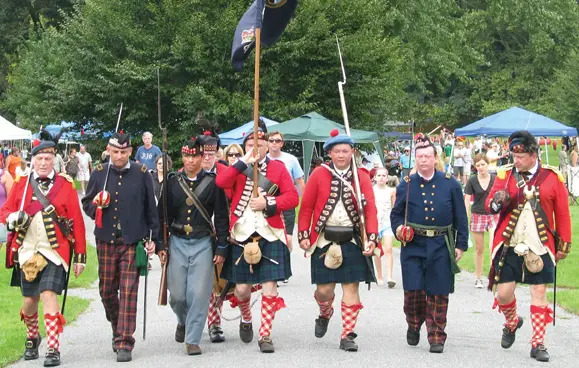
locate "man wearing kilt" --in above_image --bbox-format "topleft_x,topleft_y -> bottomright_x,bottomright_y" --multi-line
215,122 -> 299,353
0,131 -> 87,367
486,130 -> 571,362
157,135 -> 229,355
297,130 -> 378,352
82,132 -> 158,362
390,135 -> 468,354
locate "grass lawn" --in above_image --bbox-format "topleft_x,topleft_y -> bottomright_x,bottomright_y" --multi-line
0,244 -> 97,367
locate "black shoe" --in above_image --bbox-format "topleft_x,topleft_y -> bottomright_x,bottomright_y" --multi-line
315,317 -> 330,338
24,335 -> 42,360
406,328 -> 420,346
43,348 -> 61,367
339,332 -> 358,352
116,349 -> 132,362
175,324 -> 185,343
501,317 -> 523,349
258,336 -> 275,353
239,321 -> 253,343
429,343 -> 444,354
209,324 -> 225,343
530,344 -> 550,362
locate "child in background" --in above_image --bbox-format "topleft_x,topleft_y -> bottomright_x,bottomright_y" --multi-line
373,168 -> 397,288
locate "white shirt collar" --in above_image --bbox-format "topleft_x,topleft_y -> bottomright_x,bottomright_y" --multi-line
517,160 -> 539,175
418,171 -> 435,181
335,165 -> 351,176
33,170 -> 55,180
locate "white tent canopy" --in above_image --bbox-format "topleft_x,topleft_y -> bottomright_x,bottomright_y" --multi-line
0,115 -> 32,140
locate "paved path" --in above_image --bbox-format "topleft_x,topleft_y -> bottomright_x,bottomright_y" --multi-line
10,197 -> 579,367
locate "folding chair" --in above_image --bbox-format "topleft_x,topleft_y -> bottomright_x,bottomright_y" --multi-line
567,166 -> 579,205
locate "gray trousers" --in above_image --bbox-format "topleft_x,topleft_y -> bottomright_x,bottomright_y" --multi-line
167,235 -> 214,345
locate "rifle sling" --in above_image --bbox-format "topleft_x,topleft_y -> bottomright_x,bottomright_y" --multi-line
242,164 -> 278,195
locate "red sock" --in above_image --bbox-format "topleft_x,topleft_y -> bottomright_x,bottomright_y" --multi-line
44,313 -> 66,351
20,310 -> 39,339
496,298 -> 519,331
315,292 -> 334,319
207,293 -> 222,328
259,295 -> 286,338
530,305 -> 553,348
341,302 -> 363,339
237,296 -> 252,323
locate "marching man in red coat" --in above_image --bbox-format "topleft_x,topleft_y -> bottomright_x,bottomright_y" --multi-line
486,130 -> 571,362
215,121 -> 299,353
298,129 -> 378,352
0,131 -> 86,367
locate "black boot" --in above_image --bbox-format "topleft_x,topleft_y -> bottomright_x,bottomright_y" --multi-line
24,335 -> 42,360
116,349 -> 132,362
530,344 -> 550,362
239,321 -> 253,343
429,343 -> 444,353
501,317 -> 523,349
315,317 -> 330,338
43,348 -> 61,367
339,332 -> 358,352
406,328 -> 420,346
208,324 -> 225,343
175,324 -> 185,343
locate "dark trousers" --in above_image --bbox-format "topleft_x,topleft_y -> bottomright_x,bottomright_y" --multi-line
404,290 -> 449,345
96,241 -> 139,351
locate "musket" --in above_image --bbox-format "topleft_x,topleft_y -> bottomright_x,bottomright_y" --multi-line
102,104 -> 123,191
157,68 -> 170,306
335,36 -> 368,250
402,120 -> 415,246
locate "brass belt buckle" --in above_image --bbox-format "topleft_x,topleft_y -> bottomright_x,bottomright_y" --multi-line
183,224 -> 193,235
45,205 -> 55,215
426,229 -> 435,237
516,179 -> 526,188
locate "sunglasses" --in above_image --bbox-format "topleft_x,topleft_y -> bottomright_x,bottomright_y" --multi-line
268,139 -> 283,144
227,153 -> 242,158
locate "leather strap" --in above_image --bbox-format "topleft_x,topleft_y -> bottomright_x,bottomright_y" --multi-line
242,164 -> 278,195
176,175 -> 216,236
29,178 -> 70,238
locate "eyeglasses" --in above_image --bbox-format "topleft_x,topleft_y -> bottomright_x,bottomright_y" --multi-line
227,153 -> 242,158
268,139 -> 283,144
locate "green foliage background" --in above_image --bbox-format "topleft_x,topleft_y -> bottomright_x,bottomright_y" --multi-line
0,0 -> 577,150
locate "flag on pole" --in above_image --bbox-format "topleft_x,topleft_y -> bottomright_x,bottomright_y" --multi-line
231,0 -> 298,71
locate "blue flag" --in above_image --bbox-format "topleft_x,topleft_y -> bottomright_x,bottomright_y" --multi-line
231,0 -> 298,71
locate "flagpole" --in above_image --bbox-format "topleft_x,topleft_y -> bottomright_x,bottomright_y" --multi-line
252,3 -> 263,197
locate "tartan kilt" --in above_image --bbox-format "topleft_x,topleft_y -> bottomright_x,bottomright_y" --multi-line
494,246 -> 554,285
221,238 -> 291,284
311,241 -> 374,285
21,257 -> 66,297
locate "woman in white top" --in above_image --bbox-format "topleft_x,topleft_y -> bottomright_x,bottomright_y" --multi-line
372,168 -> 397,287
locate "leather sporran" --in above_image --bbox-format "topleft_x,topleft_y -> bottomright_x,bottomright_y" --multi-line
243,241 -> 262,265
324,243 -> 343,269
524,251 -> 544,273
324,226 -> 353,244
21,253 -> 48,282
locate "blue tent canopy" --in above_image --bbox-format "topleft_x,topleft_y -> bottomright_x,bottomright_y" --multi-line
454,107 -> 577,137
32,122 -> 81,143
219,117 -> 278,146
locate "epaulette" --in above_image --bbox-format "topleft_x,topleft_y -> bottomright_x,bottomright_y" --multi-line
96,164 -> 104,171
445,171 -> 452,179
542,164 -> 565,183
58,173 -> 74,183
403,175 -> 410,183
167,172 -> 178,179
141,164 -> 148,173
497,164 -> 514,180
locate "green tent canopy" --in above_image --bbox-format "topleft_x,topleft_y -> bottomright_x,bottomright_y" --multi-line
273,112 -> 383,181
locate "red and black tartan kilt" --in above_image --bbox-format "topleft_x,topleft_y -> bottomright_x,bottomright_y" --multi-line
221,238 -> 291,284
311,241 -> 374,285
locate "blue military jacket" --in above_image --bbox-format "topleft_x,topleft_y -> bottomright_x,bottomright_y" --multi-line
390,171 -> 468,294
82,160 -> 159,244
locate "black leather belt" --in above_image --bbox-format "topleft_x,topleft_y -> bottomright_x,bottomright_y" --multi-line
413,228 -> 449,237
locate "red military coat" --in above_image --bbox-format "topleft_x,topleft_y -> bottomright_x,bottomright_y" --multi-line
485,164 -> 571,260
0,173 -> 87,266
298,164 -> 378,246
215,158 -> 299,232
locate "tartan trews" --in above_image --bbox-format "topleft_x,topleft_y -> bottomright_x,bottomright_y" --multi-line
96,241 -> 140,352
425,295 -> 449,345
403,290 -> 426,331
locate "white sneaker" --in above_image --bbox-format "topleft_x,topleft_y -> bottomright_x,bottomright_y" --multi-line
474,279 -> 484,289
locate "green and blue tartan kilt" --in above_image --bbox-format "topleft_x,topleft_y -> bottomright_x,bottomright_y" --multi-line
21,257 -> 66,297
311,241 -> 374,285
222,238 -> 291,284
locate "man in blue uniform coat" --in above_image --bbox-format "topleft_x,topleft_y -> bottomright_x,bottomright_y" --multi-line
390,135 -> 468,354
